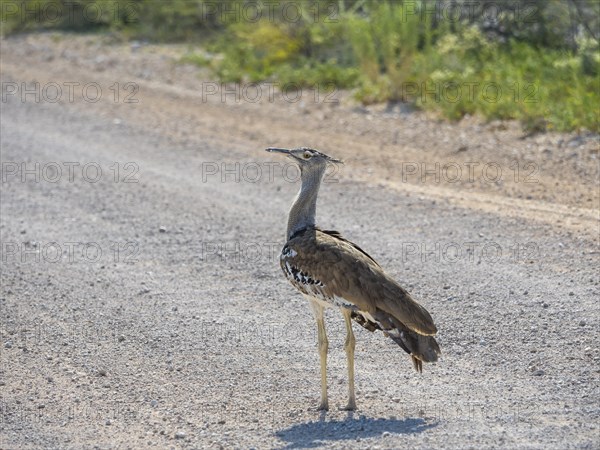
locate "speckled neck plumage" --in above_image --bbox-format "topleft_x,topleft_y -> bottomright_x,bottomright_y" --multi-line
286,165 -> 326,241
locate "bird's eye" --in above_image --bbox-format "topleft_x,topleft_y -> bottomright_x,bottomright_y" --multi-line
303,151 -> 312,159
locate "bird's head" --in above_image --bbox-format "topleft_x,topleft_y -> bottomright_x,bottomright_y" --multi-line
266,147 -> 342,177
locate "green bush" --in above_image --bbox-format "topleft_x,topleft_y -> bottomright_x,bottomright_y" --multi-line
0,0 -> 137,34
184,0 -> 600,131
3,0 -> 598,131
408,28 -> 600,131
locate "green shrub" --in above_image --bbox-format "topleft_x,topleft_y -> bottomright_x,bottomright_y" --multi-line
3,0 -> 598,131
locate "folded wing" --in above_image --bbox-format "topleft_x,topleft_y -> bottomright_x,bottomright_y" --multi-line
282,228 -> 438,336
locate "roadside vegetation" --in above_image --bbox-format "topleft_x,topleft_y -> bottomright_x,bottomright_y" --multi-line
3,0 -> 598,132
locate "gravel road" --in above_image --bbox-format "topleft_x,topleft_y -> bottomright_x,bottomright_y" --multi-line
1,33 -> 599,449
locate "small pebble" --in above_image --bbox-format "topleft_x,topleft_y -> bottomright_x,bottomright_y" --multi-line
175,431 -> 186,439
159,226 -> 167,233
533,369 -> 545,376
4,341 -> 12,349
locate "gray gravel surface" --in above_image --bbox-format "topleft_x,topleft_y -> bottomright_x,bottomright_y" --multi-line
1,33 -> 599,449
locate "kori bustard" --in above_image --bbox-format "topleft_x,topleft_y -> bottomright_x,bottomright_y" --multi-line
267,147 -> 440,411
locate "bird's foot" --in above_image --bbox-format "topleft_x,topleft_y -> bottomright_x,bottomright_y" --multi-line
316,400 -> 329,411
340,400 -> 357,411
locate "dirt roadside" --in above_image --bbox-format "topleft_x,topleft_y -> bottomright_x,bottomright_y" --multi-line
1,33 -> 599,449
3,33 -> 598,238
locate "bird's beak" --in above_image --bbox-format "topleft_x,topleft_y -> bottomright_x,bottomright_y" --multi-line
266,147 -> 292,155
266,147 -> 344,164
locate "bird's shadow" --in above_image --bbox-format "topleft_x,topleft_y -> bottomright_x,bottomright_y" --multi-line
275,412 -> 437,449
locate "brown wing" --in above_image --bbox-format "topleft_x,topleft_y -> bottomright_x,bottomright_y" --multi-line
284,228 -> 437,336
320,229 -> 381,267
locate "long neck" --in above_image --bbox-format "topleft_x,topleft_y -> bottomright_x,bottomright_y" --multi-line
286,167 -> 325,240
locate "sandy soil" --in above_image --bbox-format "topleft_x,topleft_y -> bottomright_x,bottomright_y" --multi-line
1,32 -> 599,449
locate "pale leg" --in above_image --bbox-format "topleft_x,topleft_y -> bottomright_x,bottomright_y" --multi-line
310,299 -> 329,410
341,308 -> 357,410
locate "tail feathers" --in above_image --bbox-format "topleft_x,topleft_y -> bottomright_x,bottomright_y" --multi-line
388,330 -> 440,373
350,310 -> 440,373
